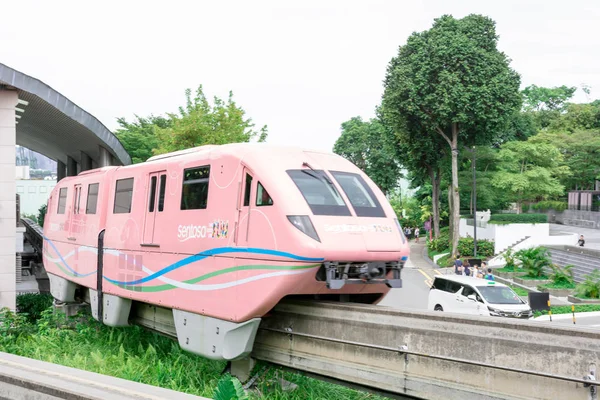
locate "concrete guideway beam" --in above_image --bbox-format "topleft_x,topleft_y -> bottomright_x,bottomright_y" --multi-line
252,300 -> 600,400
0,350 -> 210,399
0,89 -> 17,311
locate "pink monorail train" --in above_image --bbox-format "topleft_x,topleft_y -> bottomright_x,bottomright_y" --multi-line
42,143 -> 409,361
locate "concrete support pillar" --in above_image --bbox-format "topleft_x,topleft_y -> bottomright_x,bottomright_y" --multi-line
0,89 -> 17,311
57,160 -> 66,182
80,151 -> 92,172
596,180 -> 600,191
99,146 -> 111,167
66,156 -> 77,177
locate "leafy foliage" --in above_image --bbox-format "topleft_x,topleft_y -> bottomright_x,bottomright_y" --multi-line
489,213 -> 548,224
382,14 -> 522,257
37,203 -> 47,228
548,264 -> 575,286
501,248 -> 517,269
529,201 -> 567,212
514,247 -> 551,278
114,115 -> 172,163
575,270 -> 600,299
16,293 -> 54,323
456,237 -> 495,258
213,375 -> 248,400
522,84 -> 577,112
491,139 -> 570,212
153,86 -> 267,156
333,116 -> 401,195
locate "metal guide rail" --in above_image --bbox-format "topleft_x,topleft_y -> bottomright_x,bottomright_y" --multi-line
0,350 -> 209,400
21,217 -> 44,255
251,300 -> 600,400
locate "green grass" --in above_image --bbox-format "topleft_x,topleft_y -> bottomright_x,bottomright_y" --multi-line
538,281 -> 576,290
436,254 -> 453,268
533,304 -> 600,317
508,285 -> 529,296
0,305 -> 384,400
495,266 -> 520,273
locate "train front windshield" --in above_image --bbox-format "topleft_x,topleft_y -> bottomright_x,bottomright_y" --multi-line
286,169 -> 386,218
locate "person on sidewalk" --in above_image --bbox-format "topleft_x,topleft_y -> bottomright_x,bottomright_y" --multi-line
454,256 -> 463,275
485,268 -> 495,281
414,227 -> 420,243
578,235 -> 585,247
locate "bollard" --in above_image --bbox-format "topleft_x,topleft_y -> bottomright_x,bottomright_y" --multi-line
548,300 -> 552,322
572,304 -> 576,325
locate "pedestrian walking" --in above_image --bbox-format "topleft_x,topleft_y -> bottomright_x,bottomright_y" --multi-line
485,268 -> 495,281
454,255 -> 463,275
415,227 -> 420,243
578,235 -> 585,247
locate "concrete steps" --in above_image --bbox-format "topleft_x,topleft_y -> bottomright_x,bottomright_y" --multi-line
548,247 -> 600,283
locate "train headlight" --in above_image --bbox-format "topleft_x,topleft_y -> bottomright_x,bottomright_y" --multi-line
287,215 -> 321,242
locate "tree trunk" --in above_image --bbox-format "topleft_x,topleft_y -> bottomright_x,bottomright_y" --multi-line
428,166 -> 441,239
450,123 -> 460,258
448,184 -> 453,246
432,168 -> 441,239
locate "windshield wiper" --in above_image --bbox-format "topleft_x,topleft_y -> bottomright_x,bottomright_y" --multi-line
302,162 -> 334,185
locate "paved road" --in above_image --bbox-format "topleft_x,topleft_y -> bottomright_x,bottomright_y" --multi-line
535,311 -> 600,330
550,223 -> 600,250
379,241 -> 442,311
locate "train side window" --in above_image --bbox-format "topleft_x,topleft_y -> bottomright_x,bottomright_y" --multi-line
243,174 -> 253,207
181,166 -> 210,210
86,183 -> 99,214
113,178 -> 134,214
158,174 -> 166,212
256,182 -> 273,206
57,188 -> 68,214
148,176 -> 157,212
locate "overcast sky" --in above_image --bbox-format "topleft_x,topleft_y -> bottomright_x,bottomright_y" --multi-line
2,0 -> 599,153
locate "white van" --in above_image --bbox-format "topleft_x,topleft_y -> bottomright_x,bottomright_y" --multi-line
428,275 -> 532,319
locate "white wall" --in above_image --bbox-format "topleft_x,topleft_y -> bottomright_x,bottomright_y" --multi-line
16,179 -> 56,216
487,233 -> 579,267
459,219 -> 550,254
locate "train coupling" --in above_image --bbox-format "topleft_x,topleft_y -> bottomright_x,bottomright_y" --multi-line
321,257 -> 406,290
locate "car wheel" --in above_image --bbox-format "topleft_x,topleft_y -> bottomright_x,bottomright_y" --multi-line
434,305 -> 443,312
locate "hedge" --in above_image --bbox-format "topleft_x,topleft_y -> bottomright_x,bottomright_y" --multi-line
489,213 -> 547,224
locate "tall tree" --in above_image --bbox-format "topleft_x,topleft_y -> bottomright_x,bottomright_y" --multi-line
382,14 -> 522,257
333,115 -> 401,195
491,139 -> 571,212
522,85 -> 577,112
153,85 -> 267,156
114,115 -> 172,163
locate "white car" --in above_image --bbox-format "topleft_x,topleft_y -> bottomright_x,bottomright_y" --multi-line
428,275 -> 533,319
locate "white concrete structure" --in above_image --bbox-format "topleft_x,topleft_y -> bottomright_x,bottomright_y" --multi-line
0,90 -> 17,310
16,179 -> 56,216
459,218 -> 550,254
0,62 -> 132,310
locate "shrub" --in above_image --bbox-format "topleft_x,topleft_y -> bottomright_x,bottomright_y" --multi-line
515,247 -> 551,278
213,375 -> 248,400
530,201 -> 567,212
38,203 -> 47,228
575,270 -> 600,299
427,231 -> 450,253
21,213 -> 38,223
16,293 -> 54,323
489,213 -> 548,224
456,237 -> 494,258
549,264 -> 574,286
502,248 -> 517,270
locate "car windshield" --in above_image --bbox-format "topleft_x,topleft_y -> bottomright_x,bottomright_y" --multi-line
287,169 -> 351,216
476,286 -> 523,305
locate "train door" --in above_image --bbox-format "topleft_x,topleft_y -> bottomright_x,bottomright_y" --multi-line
235,168 -> 254,246
142,171 -> 166,245
68,184 -> 82,241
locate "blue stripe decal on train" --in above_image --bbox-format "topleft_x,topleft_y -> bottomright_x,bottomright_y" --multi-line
43,236 -> 324,285
105,247 -> 324,286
